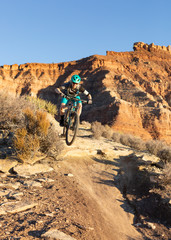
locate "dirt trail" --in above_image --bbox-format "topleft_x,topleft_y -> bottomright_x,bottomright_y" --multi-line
56,124 -> 143,240
0,122 -> 153,239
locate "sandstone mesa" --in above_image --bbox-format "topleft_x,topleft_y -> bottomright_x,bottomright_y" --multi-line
0,42 -> 171,144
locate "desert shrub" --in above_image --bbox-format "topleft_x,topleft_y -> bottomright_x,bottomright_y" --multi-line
127,135 -> 146,151
162,163 -> 171,184
102,125 -> 113,139
36,111 -> 50,136
23,108 -> 50,136
145,140 -> 171,163
112,132 -> 121,142
159,162 -> 171,187
117,134 -> 171,161
0,91 -> 34,130
119,134 -> 130,146
39,125 -> 63,156
157,146 -> 171,163
145,140 -> 165,156
112,132 -> 146,150
13,108 -> 61,161
91,121 -> 105,139
0,92 -> 62,162
91,120 -> 171,162
26,96 -> 57,116
23,108 -> 38,134
91,121 -> 114,139
14,128 -> 40,161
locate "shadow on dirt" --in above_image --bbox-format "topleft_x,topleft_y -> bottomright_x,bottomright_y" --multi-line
0,130 -> 16,160
28,230 -> 45,238
92,153 -> 171,239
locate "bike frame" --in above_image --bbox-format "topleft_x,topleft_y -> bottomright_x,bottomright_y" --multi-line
62,96 -> 87,145
63,96 -> 87,125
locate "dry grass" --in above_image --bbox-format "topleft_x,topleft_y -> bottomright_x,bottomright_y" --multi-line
91,121 -> 171,163
146,140 -> 171,163
23,108 -> 50,136
145,140 -> 165,156
91,121 -> 113,140
161,163 -> 171,185
121,134 -> 146,151
26,96 -> 57,116
112,132 -> 121,143
14,128 -> 40,161
102,125 -> 113,139
91,121 -> 104,139
13,107 -> 62,162
0,91 -> 33,130
39,124 -> 62,156
157,147 -> 171,163
0,91 -> 62,162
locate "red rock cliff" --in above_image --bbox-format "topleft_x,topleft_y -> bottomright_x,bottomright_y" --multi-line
0,42 -> 171,144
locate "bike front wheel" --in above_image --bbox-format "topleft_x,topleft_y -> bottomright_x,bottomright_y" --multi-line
66,112 -> 79,146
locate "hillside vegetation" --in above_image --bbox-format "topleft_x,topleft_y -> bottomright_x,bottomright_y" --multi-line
0,91 -> 62,162
0,92 -> 171,239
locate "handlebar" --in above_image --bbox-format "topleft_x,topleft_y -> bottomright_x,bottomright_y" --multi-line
61,94 -> 89,104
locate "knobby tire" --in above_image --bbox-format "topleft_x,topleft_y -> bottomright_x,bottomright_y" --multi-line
66,112 -> 79,146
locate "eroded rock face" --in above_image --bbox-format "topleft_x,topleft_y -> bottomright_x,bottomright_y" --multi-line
133,42 -> 171,53
0,43 -> 171,144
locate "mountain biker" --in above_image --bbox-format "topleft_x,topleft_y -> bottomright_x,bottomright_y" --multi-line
55,74 -> 92,126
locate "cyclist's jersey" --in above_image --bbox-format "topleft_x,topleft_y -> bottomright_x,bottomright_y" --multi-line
59,82 -> 89,98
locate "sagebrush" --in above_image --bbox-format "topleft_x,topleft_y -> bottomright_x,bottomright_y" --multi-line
13,108 -> 62,161
0,92 -> 62,162
0,91 -> 34,130
91,121 -> 113,140
91,121 -> 171,163
26,96 -> 57,116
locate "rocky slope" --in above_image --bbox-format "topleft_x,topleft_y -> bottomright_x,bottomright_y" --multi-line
0,42 -> 171,144
0,122 -> 170,240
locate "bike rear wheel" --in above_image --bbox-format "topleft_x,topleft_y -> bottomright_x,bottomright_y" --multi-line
66,112 -> 79,146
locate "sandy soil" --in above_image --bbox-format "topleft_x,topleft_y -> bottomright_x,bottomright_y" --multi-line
0,123 -> 170,239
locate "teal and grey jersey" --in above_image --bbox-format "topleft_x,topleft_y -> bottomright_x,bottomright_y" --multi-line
59,82 -> 89,98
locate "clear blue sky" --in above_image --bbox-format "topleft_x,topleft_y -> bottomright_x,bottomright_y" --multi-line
0,0 -> 171,66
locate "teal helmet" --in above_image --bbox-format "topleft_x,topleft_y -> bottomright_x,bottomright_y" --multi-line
71,74 -> 81,84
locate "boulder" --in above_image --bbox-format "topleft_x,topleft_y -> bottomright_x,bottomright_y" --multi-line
0,182 -> 20,190
0,201 -> 37,215
0,158 -> 18,173
13,163 -> 54,177
42,229 -> 77,240
23,180 -> 43,188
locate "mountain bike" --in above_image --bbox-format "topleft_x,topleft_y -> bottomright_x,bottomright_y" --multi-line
62,95 -> 87,146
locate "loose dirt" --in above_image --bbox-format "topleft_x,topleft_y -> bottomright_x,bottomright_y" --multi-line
0,123 -> 170,239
